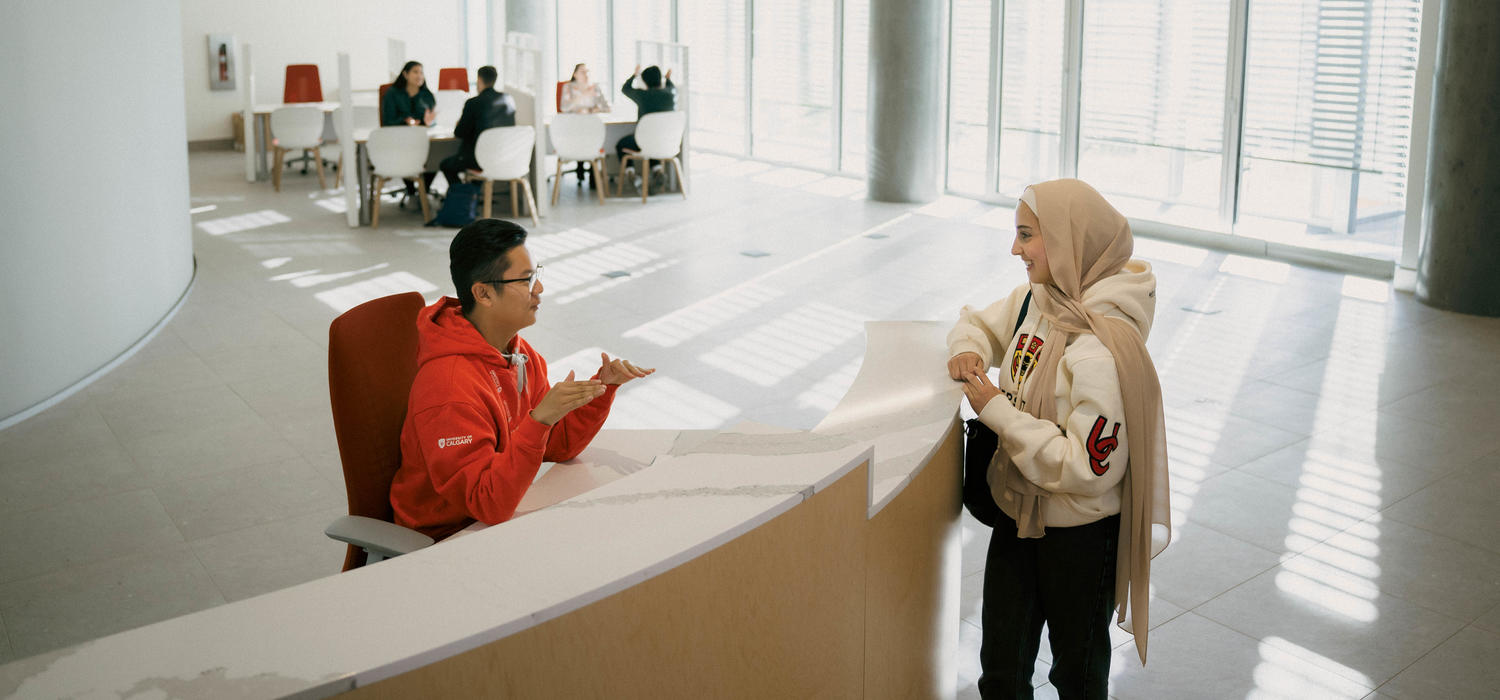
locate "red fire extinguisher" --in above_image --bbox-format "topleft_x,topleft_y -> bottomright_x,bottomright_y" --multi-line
218,44 -> 228,82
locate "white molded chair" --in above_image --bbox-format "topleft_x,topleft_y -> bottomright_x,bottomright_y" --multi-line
549,114 -> 607,206
270,105 -> 327,191
434,89 -> 468,133
366,126 -> 432,227
617,111 -> 687,203
331,105 -> 379,184
472,126 -> 539,226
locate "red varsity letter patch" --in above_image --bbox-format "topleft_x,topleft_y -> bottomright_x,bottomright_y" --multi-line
1087,416 -> 1120,476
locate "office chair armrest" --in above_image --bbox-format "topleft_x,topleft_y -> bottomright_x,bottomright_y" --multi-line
325,515 -> 435,559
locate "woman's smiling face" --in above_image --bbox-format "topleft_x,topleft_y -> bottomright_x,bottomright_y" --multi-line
1012,202 -> 1053,285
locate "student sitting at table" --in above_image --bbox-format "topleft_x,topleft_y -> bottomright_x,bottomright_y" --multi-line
616,64 -> 677,185
389,219 -> 655,540
561,62 -> 611,188
382,60 -> 438,203
439,65 -> 516,192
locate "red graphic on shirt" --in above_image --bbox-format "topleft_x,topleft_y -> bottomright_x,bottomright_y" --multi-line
1010,334 -> 1044,383
1087,416 -> 1120,476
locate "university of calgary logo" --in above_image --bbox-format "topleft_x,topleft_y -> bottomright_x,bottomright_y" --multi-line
1010,334 -> 1044,383
437,435 -> 474,449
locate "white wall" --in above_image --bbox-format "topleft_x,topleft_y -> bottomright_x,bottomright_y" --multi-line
180,0 -> 467,142
0,0 -> 195,422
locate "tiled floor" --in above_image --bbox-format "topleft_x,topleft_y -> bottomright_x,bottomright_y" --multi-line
2,150 -> 1499,698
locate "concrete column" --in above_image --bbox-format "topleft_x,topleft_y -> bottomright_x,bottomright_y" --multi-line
0,0 -> 194,426
1416,0 -> 1500,316
866,0 -> 947,203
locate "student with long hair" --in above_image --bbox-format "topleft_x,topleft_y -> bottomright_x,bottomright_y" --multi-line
381,60 -> 438,201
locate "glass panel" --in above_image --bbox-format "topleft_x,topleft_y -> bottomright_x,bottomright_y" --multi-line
996,0 -> 1065,196
612,0 -> 674,105
1077,0 -> 1228,230
465,0 -> 489,71
752,0 -> 836,169
947,0 -> 993,194
841,0 -> 870,174
557,0 -> 610,108
1237,0 -> 1421,260
680,0 -> 748,154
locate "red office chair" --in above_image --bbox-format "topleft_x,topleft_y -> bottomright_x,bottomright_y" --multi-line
556,81 -> 567,111
284,64 -> 323,103
437,67 -> 469,92
324,292 -> 434,571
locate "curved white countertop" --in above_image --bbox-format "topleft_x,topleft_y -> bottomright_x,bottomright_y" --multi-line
0,321 -> 962,699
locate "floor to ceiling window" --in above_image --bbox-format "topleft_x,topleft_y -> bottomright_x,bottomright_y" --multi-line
1237,0 -> 1421,256
1077,0 -> 1228,230
679,1 -> 748,154
943,0 -> 1422,262
752,0 -> 837,169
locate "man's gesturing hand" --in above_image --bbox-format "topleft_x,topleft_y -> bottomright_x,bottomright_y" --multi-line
598,352 -> 654,386
948,352 -> 984,381
530,371 -> 606,425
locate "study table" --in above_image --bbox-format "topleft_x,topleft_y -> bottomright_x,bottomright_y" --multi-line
0,321 -> 965,699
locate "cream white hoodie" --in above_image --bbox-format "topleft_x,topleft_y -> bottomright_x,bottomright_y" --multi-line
947,260 -> 1157,528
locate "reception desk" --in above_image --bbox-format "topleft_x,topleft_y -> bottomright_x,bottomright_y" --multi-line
0,322 -> 965,699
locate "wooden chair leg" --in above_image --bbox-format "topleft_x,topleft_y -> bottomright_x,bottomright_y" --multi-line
334,152 -> 343,186
273,147 -> 284,191
482,179 -> 493,219
509,182 -> 518,219
370,176 -> 383,228
415,176 -> 433,223
641,157 -> 650,204
313,147 -> 327,190
671,157 -> 687,198
518,178 -> 539,227
616,155 -> 631,198
552,159 -> 564,206
595,158 -> 607,204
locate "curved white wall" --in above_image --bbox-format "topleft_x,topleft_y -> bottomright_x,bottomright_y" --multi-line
0,0 -> 194,423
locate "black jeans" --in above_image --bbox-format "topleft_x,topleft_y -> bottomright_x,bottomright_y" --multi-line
979,512 -> 1119,700
438,154 -> 477,190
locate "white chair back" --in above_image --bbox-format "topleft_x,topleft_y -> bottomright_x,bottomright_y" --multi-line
474,126 -> 535,181
634,111 -> 686,159
332,105 -> 379,143
270,105 -> 324,149
366,126 -> 431,178
434,90 -> 467,131
549,114 -> 607,162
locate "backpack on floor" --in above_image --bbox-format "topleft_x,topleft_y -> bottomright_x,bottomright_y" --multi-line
427,182 -> 482,227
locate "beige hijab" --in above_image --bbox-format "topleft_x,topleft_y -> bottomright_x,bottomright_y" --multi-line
1006,179 -> 1171,665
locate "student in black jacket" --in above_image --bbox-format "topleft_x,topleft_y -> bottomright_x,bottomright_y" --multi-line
615,64 -> 676,160
439,65 -> 517,190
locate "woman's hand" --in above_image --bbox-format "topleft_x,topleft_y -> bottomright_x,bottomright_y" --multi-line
961,370 -> 1003,414
598,352 -> 655,386
948,352 -> 983,380
423,107 -> 436,126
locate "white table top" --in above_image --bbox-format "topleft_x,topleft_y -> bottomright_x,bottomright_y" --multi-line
0,321 -> 961,700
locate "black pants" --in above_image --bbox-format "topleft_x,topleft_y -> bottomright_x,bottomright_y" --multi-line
615,134 -> 663,174
438,154 -> 477,190
979,512 -> 1119,700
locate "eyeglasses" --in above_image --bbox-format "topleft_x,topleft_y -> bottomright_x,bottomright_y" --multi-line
481,264 -> 543,292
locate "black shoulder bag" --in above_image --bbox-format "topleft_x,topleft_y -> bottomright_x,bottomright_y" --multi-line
961,291 -> 1030,527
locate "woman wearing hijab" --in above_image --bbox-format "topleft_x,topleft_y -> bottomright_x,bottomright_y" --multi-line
946,179 -> 1170,698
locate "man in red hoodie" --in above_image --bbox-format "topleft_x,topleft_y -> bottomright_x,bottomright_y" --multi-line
390,219 -> 654,539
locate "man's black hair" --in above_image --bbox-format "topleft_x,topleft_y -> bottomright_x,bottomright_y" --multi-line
477,65 -> 497,88
450,219 -> 528,314
641,65 -> 662,88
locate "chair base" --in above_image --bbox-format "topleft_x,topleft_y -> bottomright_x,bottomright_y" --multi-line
615,153 -> 687,203
370,174 -> 432,228
553,156 -> 607,206
478,176 -> 540,227
273,146 -> 327,191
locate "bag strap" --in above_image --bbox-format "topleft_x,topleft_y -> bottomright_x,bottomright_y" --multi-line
1013,290 -> 1032,337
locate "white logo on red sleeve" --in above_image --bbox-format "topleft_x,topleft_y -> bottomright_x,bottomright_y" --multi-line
437,435 -> 474,449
